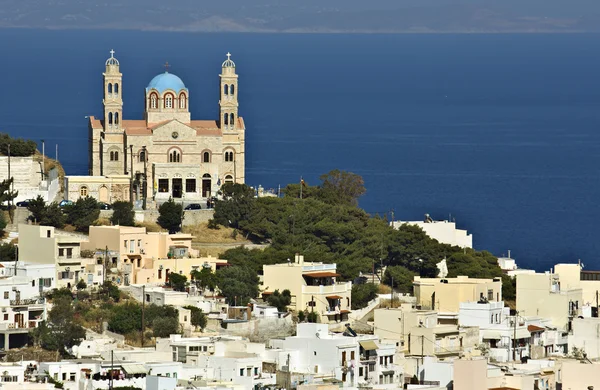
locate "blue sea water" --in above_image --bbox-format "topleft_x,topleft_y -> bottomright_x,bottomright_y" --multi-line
1,30 -> 600,272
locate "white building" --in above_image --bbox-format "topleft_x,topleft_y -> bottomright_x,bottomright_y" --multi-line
0,156 -> 61,204
391,216 -> 472,248
459,301 -> 531,362
568,317 -> 600,359
272,323 -> 402,388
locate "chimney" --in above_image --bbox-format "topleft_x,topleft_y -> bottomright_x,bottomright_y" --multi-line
295,253 -> 300,264
299,255 -> 304,265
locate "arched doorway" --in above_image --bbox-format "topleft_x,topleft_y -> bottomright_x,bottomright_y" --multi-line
99,186 -> 109,203
202,174 -> 211,197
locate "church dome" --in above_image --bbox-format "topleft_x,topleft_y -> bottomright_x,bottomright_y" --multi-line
146,72 -> 187,93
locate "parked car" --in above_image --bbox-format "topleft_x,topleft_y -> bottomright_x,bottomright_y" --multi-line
16,199 -> 34,207
98,202 -> 112,210
184,203 -> 202,210
59,200 -> 73,208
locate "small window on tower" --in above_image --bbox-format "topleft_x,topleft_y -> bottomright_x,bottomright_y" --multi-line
107,83 -> 113,94
223,114 -> 229,125
179,93 -> 186,109
165,94 -> 173,108
224,84 -> 229,95
80,186 -> 88,197
139,150 -> 146,162
150,94 -> 158,109
114,83 -> 119,94
114,112 -> 119,125
108,112 -> 113,125
203,151 -> 211,163
230,84 -> 235,95
230,113 -> 235,126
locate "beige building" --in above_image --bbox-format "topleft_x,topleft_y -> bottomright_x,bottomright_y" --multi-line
262,254 -> 351,323
558,360 -> 600,389
516,271 -> 582,331
66,50 -> 245,205
81,225 -> 226,286
413,275 -> 502,313
374,304 -> 437,344
18,224 -> 102,288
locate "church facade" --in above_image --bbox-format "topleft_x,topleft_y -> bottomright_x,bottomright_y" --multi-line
65,50 -> 245,206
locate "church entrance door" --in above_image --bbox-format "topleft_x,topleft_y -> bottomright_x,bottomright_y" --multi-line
202,175 -> 211,198
172,179 -> 182,198
99,186 -> 109,203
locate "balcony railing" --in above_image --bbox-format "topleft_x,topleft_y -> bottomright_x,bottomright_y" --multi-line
10,298 -> 43,306
302,282 -> 351,295
435,345 -> 461,354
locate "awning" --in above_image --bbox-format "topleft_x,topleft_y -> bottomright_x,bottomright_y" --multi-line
326,295 -> 342,300
515,328 -> 531,339
304,272 -> 340,278
359,340 -> 378,351
127,254 -> 142,258
482,330 -> 501,340
382,370 -> 395,375
121,364 -> 148,375
528,325 -> 545,333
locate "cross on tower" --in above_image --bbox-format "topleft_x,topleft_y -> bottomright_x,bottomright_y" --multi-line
226,52 -> 231,60
110,49 -> 115,58
164,62 -> 170,72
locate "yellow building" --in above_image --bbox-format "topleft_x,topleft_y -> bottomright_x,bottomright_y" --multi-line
413,275 -> 502,313
516,270 -> 583,331
81,225 -> 227,286
262,254 -> 351,323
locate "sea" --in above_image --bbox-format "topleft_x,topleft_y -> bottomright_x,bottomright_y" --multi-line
1,29 -> 600,272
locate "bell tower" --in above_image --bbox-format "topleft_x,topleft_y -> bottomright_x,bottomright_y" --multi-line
104,49 -> 123,132
219,52 -> 238,132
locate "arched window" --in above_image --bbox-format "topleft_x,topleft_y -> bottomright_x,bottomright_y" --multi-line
139,150 -> 146,162
203,151 -> 211,163
223,114 -> 229,126
80,186 -> 88,197
230,113 -> 235,126
114,83 -> 119,94
224,151 -> 234,162
225,175 -> 234,184
114,112 -> 119,125
224,84 -> 229,95
150,93 -> 158,109
109,151 -> 119,161
169,150 -> 181,163
230,84 -> 235,95
165,94 -> 173,109
107,83 -> 113,94
179,93 -> 186,109
108,112 -> 113,125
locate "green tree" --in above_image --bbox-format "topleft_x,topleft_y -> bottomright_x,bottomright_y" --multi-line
0,178 -> 18,214
157,198 -> 183,233
351,283 -> 378,310
65,196 -> 99,232
27,195 -> 46,223
183,306 -> 208,329
267,289 -> 292,312
190,267 -> 217,291
213,183 -> 256,229
152,317 -> 180,338
383,266 -> 416,294
40,202 -> 66,228
144,304 -> 179,325
111,201 -> 135,226
31,295 -> 85,353
0,242 -> 16,262
0,133 -> 37,157
168,273 -> 187,292
216,266 -> 259,306
100,281 -> 121,302
502,274 -> 516,302
0,211 -> 6,236
108,302 -> 142,334
318,169 -> 366,206
76,279 -> 87,290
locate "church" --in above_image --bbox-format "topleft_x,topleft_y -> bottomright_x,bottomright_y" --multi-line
65,50 -> 245,206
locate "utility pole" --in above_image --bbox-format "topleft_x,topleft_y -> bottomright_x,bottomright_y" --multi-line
129,145 -> 134,205
103,246 -> 108,285
391,276 -> 394,308
299,177 -> 303,200
372,259 -> 375,284
7,143 -> 12,215
142,145 -> 147,210
513,311 -> 518,362
56,144 -> 58,162
41,139 -> 45,180
110,350 -> 114,389
285,353 -> 291,390
141,284 -> 145,347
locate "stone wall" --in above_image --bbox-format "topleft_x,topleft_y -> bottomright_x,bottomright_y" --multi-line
99,209 -> 214,227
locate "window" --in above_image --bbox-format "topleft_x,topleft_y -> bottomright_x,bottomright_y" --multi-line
108,83 -> 113,94
179,93 -> 186,109
66,248 -> 73,259
80,186 -> 88,197
225,175 -> 234,184
165,94 -> 173,108
223,114 -> 229,126
114,112 -> 119,125
158,179 -> 169,192
59,248 -> 65,257
230,84 -> 235,95
146,294 -> 150,302
230,113 -> 235,126
110,151 -> 119,161
169,150 -> 181,163
2,314 -> 7,321
203,151 -> 211,163
488,289 -> 494,301
2,292 -> 7,299
158,269 -> 162,279
254,367 -> 258,376
239,369 -> 244,377
495,313 -> 499,323
124,240 -> 127,249
108,112 -> 113,125
47,230 -> 51,238
139,150 -> 146,162
41,278 -> 52,287
150,93 -> 158,109
224,84 -> 229,95
32,280 -> 35,287
186,179 -> 196,193
224,151 -> 234,162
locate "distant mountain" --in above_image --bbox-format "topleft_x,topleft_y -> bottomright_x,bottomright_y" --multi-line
1,0 -> 600,33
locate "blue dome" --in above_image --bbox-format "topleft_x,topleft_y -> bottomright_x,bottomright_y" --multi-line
146,72 -> 187,93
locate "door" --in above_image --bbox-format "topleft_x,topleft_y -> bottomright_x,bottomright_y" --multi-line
202,175 -> 212,197
172,179 -> 182,198
14,313 -> 24,328
99,186 -> 109,202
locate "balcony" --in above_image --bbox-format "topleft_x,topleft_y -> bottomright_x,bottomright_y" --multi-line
434,344 -> 461,355
0,320 -> 40,331
302,282 -> 351,295
10,298 -> 44,307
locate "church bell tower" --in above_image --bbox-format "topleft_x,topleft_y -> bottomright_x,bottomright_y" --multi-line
219,53 -> 238,132
104,50 -> 123,132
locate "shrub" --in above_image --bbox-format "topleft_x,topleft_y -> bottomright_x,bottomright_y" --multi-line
157,198 -> 183,233
111,201 -> 135,226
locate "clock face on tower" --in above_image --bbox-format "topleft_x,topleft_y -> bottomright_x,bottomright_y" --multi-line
172,131 -> 179,139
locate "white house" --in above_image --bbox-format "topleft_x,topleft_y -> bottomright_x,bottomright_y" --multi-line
391,216 -> 472,248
